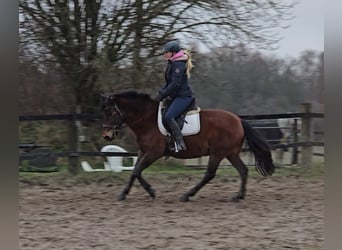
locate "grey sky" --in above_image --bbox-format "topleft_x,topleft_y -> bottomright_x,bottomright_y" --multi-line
271,0 -> 324,57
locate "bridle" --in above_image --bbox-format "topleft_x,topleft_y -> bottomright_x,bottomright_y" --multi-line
102,98 -> 149,136
102,104 -> 126,135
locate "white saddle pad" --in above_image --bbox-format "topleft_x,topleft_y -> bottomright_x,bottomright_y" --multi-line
157,103 -> 201,136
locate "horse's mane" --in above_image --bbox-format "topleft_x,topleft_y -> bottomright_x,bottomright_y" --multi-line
114,90 -> 153,101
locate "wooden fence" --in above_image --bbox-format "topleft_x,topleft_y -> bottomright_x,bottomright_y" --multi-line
19,103 -> 324,174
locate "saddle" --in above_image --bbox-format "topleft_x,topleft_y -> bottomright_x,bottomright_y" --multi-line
158,98 -> 201,155
161,98 -> 197,130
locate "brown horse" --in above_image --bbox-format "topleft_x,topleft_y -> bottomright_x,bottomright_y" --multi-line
101,91 -> 275,202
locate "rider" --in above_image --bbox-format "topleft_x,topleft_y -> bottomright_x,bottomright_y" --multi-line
154,40 -> 195,152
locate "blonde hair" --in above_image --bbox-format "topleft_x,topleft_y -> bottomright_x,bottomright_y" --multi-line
183,50 -> 193,78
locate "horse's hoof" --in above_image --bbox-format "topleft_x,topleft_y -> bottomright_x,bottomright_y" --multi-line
179,195 -> 190,202
117,194 -> 126,201
231,194 -> 244,202
231,196 -> 240,202
149,189 -> 156,199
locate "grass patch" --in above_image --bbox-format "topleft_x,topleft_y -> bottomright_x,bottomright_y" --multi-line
272,162 -> 324,177
19,161 -> 324,187
19,164 -> 129,186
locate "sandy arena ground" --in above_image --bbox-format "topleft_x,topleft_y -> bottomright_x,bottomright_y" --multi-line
19,172 -> 324,250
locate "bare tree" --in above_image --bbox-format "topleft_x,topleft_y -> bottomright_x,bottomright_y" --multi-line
19,0 -> 296,111
314,52 -> 324,104
19,59 -> 73,114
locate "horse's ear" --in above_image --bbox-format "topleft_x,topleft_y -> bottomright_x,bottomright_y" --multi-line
99,94 -> 110,108
100,94 -> 116,106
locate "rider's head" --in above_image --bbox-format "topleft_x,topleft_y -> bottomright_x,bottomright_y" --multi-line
163,40 -> 193,78
164,40 -> 181,53
163,40 -> 181,60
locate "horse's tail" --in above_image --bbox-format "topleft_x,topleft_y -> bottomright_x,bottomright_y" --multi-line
241,119 -> 276,176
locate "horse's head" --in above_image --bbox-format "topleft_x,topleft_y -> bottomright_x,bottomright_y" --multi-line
101,90 -> 158,141
101,94 -> 125,141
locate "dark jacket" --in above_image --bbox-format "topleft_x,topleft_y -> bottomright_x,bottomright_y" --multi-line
159,58 -> 194,100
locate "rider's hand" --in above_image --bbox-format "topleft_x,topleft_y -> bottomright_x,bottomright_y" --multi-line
154,93 -> 163,102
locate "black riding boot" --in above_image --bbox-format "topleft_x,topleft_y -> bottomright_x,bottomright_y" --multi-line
167,119 -> 187,152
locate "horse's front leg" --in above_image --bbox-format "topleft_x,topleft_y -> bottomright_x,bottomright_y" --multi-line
136,174 -> 155,199
118,152 -> 159,201
118,173 -> 136,201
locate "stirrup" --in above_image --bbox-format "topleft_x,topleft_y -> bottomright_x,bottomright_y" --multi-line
173,141 -> 186,153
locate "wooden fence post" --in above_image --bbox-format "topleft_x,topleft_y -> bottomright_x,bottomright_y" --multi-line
67,106 -> 81,175
301,103 -> 312,169
291,118 -> 299,164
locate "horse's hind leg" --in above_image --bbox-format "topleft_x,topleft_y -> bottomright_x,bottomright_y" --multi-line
227,155 -> 248,202
179,155 -> 222,202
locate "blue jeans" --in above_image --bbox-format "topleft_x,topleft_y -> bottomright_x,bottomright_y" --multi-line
162,96 -> 193,129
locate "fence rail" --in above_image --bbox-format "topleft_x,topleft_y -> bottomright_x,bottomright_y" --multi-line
19,103 -> 324,173
239,112 -> 324,120
20,151 -> 138,160
19,114 -> 101,121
